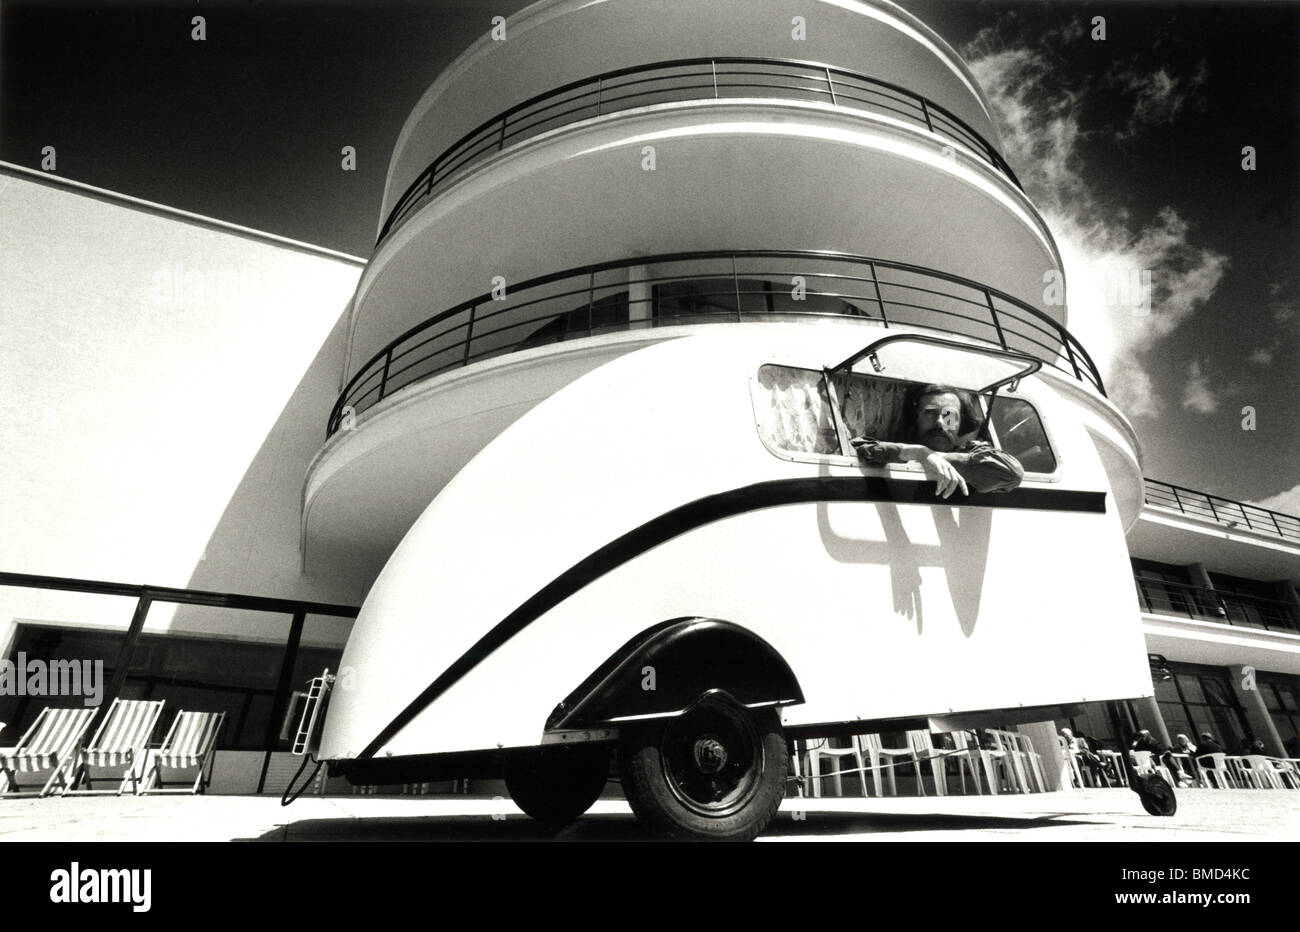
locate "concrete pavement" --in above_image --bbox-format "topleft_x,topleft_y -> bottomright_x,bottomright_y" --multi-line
0,787 -> 1294,841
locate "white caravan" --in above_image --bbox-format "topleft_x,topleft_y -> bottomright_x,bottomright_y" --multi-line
293,324 -> 1168,839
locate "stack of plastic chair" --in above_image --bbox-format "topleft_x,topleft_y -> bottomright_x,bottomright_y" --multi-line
1012,732 -> 1047,792
955,731 -> 1006,794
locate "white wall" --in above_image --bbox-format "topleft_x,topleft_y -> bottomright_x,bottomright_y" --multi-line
0,167 -> 365,650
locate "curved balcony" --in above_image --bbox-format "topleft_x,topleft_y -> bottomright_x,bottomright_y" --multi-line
377,57 -> 1020,248
1144,479 -> 1300,542
326,250 -> 1104,437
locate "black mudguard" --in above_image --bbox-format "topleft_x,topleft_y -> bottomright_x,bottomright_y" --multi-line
545,617 -> 804,731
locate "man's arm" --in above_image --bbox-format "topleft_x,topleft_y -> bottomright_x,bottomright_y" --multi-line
851,439 -> 1024,496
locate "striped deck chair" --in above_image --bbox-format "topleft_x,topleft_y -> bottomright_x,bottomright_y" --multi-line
0,706 -> 97,797
140,711 -> 226,795
65,699 -> 166,796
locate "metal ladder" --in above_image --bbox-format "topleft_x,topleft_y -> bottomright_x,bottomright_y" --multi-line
292,669 -> 334,756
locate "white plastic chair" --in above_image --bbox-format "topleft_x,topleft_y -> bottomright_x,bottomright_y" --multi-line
804,736 -> 873,797
1194,753 -> 1236,788
863,733 -> 924,796
1226,756 -> 1264,789
1243,755 -> 1286,789
1130,750 -> 1175,788
1275,759 -> 1300,790
937,732 -> 981,795
906,731 -> 945,796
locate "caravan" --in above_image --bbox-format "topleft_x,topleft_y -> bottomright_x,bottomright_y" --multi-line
294,324 -> 1168,839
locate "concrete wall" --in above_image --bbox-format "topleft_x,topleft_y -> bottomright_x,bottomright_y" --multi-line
0,166 -> 366,652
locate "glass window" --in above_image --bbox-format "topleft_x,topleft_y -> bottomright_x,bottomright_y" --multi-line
987,397 -> 1056,472
830,371 -> 912,442
756,365 -> 839,454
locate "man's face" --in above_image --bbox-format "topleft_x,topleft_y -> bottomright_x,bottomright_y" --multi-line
916,391 -> 962,451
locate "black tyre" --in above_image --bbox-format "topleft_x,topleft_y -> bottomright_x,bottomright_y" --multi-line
619,692 -> 787,841
1137,773 -> 1177,817
504,744 -> 612,824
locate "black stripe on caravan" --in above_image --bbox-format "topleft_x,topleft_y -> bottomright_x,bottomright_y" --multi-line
357,477 -> 1105,758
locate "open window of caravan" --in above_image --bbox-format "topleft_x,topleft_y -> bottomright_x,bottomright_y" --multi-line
753,334 -> 1058,475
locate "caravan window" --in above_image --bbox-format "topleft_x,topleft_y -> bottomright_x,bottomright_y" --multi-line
986,397 -> 1057,473
755,365 -> 839,454
756,365 -> 1057,473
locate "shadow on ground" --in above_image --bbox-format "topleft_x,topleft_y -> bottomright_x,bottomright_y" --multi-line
236,808 -> 1100,842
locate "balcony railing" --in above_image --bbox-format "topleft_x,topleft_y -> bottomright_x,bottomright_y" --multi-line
377,56 -> 1021,247
1144,478 -> 1300,542
327,250 -> 1103,436
1135,576 -> 1299,635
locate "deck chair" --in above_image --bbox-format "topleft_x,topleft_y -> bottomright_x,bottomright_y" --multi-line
0,706 -> 97,797
65,699 -> 166,796
139,711 -> 226,794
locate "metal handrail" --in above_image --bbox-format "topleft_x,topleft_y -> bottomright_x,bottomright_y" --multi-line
1134,575 -> 1299,635
376,56 -> 1021,246
1144,478 -> 1300,542
327,249 -> 1103,436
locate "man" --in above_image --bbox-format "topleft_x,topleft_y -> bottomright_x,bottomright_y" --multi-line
851,384 -> 1024,498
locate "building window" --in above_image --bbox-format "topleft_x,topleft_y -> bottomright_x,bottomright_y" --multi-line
1155,662 -> 1252,754
1259,673 -> 1300,756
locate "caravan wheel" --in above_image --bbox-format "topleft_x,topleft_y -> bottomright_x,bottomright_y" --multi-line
504,745 -> 611,824
619,695 -> 787,841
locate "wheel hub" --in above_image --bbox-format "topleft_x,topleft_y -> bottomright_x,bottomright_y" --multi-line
692,735 -> 728,774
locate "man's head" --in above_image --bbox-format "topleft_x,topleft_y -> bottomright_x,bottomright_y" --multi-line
910,384 -> 979,451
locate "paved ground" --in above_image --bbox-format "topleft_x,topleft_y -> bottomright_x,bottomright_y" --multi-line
0,788 -> 1295,841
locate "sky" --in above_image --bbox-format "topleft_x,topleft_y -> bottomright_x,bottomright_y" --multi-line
2,0 -> 1297,512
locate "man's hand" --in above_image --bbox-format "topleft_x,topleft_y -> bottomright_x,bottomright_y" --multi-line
919,451 -> 968,499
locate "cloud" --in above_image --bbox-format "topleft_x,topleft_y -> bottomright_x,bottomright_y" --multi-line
1180,360 -> 1217,413
1248,482 -> 1300,518
1109,61 -> 1208,140
964,33 -> 1227,419
1249,347 -> 1273,365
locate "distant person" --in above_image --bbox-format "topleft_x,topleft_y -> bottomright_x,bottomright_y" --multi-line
1197,732 -> 1225,768
1130,729 -> 1187,784
852,384 -> 1024,499
1173,734 -> 1197,755
1246,738 -> 1268,756
1061,727 -> 1109,786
